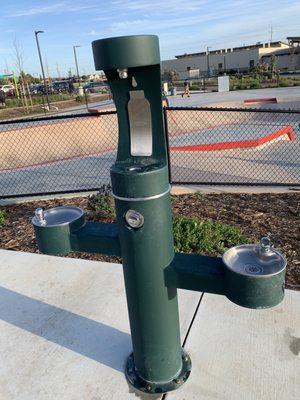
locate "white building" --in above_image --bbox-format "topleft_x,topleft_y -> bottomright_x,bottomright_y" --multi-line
162,41 -> 291,79
262,37 -> 300,72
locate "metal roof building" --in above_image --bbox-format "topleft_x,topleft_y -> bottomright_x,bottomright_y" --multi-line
161,41 -> 296,79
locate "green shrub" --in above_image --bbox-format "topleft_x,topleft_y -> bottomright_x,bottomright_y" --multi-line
5,93 -> 73,109
250,81 -> 261,89
88,184 -> 115,219
278,79 -> 294,87
5,98 -> 23,107
173,216 -> 249,256
0,208 -> 8,225
75,95 -> 85,102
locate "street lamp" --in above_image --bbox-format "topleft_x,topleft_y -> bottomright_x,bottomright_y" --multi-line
73,45 -> 81,81
207,46 -> 211,78
34,30 -> 50,111
73,45 -> 87,107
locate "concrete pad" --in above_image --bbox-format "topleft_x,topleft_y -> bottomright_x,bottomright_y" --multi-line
170,185 -> 300,195
1,184 -> 298,206
167,86 -> 300,108
168,291 -> 300,400
0,250 -> 200,400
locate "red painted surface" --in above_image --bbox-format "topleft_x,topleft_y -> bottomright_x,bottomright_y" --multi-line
244,97 -> 277,104
3,126 -> 295,172
170,126 -> 296,152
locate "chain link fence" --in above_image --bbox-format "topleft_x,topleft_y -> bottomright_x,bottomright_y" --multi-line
0,112 -> 118,198
0,107 -> 299,198
166,107 -> 300,186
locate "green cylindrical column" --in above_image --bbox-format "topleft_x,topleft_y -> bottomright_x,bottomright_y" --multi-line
112,167 -> 191,393
92,34 -> 191,393
115,191 -> 182,381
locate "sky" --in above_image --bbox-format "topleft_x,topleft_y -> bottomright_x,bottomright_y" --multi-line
0,0 -> 299,77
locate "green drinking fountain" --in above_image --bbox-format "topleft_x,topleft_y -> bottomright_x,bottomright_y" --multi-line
32,35 -> 286,395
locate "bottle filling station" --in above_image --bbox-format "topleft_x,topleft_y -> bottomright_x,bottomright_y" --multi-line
32,35 -> 286,395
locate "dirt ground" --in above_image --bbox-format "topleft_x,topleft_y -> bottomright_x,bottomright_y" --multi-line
0,192 -> 299,290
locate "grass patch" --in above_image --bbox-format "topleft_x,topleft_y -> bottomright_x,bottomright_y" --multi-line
0,209 -> 8,225
5,93 -> 73,108
173,215 -> 249,256
87,185 -> 115,219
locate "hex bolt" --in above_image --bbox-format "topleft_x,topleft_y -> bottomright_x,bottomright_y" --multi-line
174,378 -> 181,384
146,384 -> 152,392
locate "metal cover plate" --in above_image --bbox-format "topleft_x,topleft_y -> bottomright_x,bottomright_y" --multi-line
128,90 -> 153,157
222,244 -> 286,277
32,206 -> 84,227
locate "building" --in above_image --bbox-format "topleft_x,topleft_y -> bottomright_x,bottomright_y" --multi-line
262,47 -> 300,72
162,41 -> 292,79
261,37 -> 300,72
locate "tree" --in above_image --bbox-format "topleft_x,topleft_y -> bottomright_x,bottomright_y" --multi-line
12,37 -> 32,112
269,55 -> 277,79
162,69 -> 179,86
255,59 -> 268,79
25,73 -> 40,84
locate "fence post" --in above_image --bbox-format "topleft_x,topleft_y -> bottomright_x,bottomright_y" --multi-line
163,106 -> 172,184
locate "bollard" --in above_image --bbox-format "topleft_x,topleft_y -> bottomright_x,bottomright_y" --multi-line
32,35 -> 286,395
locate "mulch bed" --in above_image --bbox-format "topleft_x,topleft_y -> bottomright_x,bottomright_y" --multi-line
1,193 -> 299,290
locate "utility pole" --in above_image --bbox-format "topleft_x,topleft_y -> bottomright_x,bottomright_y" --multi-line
73,45 -> 85,104
271,26 -> 273,43
56,63 -> 61,79
34,30 -> 50,110
206,46 -> 211,78
73,45 -> 81,80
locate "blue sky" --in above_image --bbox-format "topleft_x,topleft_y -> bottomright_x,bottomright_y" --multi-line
1,0 -> 299,77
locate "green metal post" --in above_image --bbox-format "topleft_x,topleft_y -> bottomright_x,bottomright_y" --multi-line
92,35 -> 191,393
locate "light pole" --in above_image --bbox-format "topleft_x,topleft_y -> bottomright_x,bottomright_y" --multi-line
206,46 -> 211,78
73,45 -> 81,80
34,30 -> 50,110
73,45 -> 87,107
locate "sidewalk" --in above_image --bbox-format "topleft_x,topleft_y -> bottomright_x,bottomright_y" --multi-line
0,250 -> 299,399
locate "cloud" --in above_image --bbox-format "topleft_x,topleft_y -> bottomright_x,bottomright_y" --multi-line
110,19 -> 149,32
110,0 -> 208,13
86,30 -> 100,36
11,1 -> 96,17
103,0 -> 300,59
0,48 -> 10,54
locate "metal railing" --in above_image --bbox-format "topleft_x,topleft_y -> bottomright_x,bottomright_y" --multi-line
0,107 -> 299,198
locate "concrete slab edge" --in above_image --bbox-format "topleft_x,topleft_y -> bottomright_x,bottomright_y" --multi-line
1,185 -> 299,205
